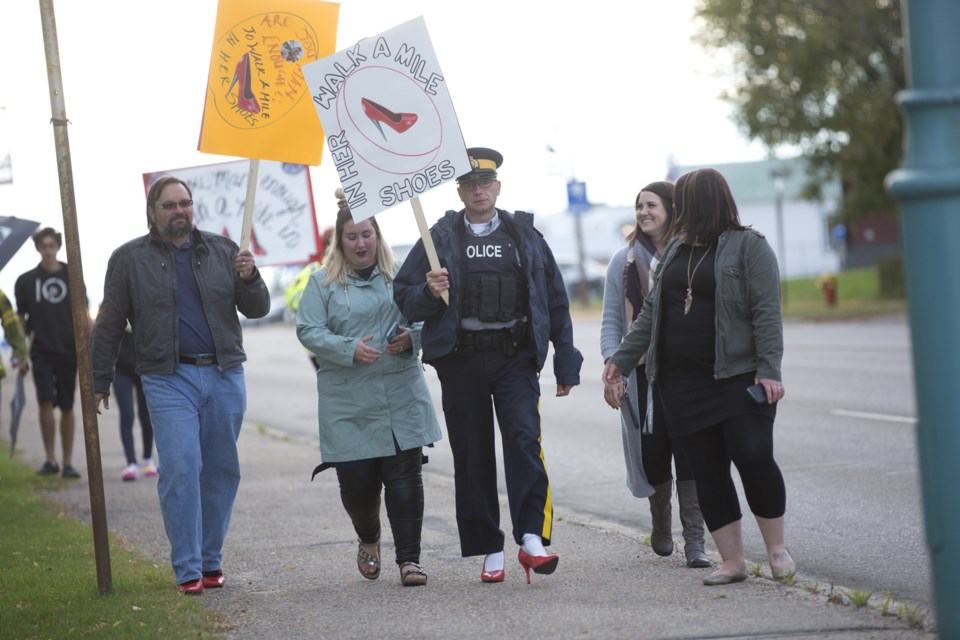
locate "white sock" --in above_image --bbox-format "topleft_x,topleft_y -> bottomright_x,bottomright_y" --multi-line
483,551 -> 504,572
521,533 -> 547,557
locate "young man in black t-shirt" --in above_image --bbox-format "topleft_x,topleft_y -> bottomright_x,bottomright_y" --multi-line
15,227 -> 88,479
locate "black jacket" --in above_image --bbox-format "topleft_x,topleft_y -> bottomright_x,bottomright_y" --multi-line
92,228 -> 270,395
393,209 -> 582,385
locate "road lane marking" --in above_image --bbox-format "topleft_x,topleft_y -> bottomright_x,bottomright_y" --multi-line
831,409 -> 917,424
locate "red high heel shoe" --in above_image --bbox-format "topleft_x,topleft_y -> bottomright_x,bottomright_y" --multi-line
480,558 -> 505,583
361,97 -> 417,141
226,53 -> 261,114
517,549 -> 559,584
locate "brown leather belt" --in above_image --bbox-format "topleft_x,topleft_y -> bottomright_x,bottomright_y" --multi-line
178,355 -> 218,366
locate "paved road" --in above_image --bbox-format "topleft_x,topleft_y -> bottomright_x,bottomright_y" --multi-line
242,314 -> 931,607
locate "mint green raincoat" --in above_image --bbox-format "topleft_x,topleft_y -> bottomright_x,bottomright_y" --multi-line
295,266 -> 442,463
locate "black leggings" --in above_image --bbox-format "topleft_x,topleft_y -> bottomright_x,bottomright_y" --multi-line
679,414 -> 785,532
640,379 -> 693,484
641,424 -> 694,484
335,447 -> 424,566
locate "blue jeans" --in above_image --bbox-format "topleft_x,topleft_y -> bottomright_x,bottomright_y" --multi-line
141,363 -> 245,584
114,369 -> 153,465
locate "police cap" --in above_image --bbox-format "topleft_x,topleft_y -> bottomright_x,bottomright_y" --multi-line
457,147 -> 503,184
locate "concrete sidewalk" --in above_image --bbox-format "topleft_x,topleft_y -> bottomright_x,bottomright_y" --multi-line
18,413 -> 936,640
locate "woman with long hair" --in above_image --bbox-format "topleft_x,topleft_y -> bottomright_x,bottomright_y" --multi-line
600,181 -> 709,568
297,190 -> 442,586
603,168 -> 794,585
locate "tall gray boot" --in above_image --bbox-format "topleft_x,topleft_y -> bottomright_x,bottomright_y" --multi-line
648,481 -> 674,557
677,480 -> 710,568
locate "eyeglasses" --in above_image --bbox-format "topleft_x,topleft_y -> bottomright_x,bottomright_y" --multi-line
459,179 -> 495,191
154,199 -> 194,211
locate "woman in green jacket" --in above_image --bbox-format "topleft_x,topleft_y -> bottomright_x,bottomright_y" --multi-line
296,192 -> 442,586
602,168 -> 795,586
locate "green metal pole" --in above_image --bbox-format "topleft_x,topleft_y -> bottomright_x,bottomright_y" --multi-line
887,1 -> 960,633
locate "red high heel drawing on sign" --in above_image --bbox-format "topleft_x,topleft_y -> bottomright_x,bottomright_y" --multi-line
220,226 -> 267,256
361,97 -> 417,141
249,227 -> 267,256
226,53 -> 261,114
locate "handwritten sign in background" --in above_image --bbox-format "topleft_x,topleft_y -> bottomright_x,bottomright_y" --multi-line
143,160 -> 320,266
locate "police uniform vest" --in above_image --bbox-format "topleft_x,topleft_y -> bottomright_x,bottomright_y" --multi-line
461,227 -> 526,326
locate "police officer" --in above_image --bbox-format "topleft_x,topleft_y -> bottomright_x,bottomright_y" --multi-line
394,147 -> 583,584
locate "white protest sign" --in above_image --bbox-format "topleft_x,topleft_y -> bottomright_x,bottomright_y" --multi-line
302,16 -> 471,222
143,160 -> 321,266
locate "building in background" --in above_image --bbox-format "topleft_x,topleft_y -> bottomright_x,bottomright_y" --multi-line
674,157 -> 843,279
841,212 -> 901,270
532,205 -> 636,265
535,157 -> 847,281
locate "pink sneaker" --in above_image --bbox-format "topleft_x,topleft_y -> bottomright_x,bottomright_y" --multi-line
121,464 -> 138,481
142,458 -> 159,478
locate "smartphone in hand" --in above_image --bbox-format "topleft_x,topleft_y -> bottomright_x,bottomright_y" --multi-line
746,383 -> 768,405
385,321 -> 399,343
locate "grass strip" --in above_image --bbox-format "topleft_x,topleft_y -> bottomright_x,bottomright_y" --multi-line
570,265 -> 906,321
779,266 -> 905,320
0,446 -> 223,640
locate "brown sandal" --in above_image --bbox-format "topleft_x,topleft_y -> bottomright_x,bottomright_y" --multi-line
357,541 -> 380,580
399,562 -> 427,586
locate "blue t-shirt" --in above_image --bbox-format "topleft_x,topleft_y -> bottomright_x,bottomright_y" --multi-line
175,239 -> 215,356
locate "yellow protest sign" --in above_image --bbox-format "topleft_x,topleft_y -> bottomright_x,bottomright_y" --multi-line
198,0 -> 339,165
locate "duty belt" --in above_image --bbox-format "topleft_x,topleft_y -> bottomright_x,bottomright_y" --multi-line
461,331 -> 507,350
455,323 -> 526,357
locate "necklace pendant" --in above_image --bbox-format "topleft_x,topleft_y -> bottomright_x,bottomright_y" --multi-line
684,244 -> 711,317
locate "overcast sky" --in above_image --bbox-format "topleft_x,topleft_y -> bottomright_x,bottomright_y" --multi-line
0,0 -> 767,305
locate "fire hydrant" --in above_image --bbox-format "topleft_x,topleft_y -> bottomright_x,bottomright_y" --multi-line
817,272 -> 838,307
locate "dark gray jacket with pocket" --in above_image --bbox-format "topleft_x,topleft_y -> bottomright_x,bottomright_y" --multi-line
92,228 -> 270,395
610,228 -> 783,383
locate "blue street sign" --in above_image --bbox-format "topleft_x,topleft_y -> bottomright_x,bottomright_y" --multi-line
567,180 -> 589,214
831,223 -> 846,244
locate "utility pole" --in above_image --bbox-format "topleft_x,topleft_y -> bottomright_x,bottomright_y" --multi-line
38,0 -> 112,594
567,179 -> 590,306
770,166 -> 791,307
